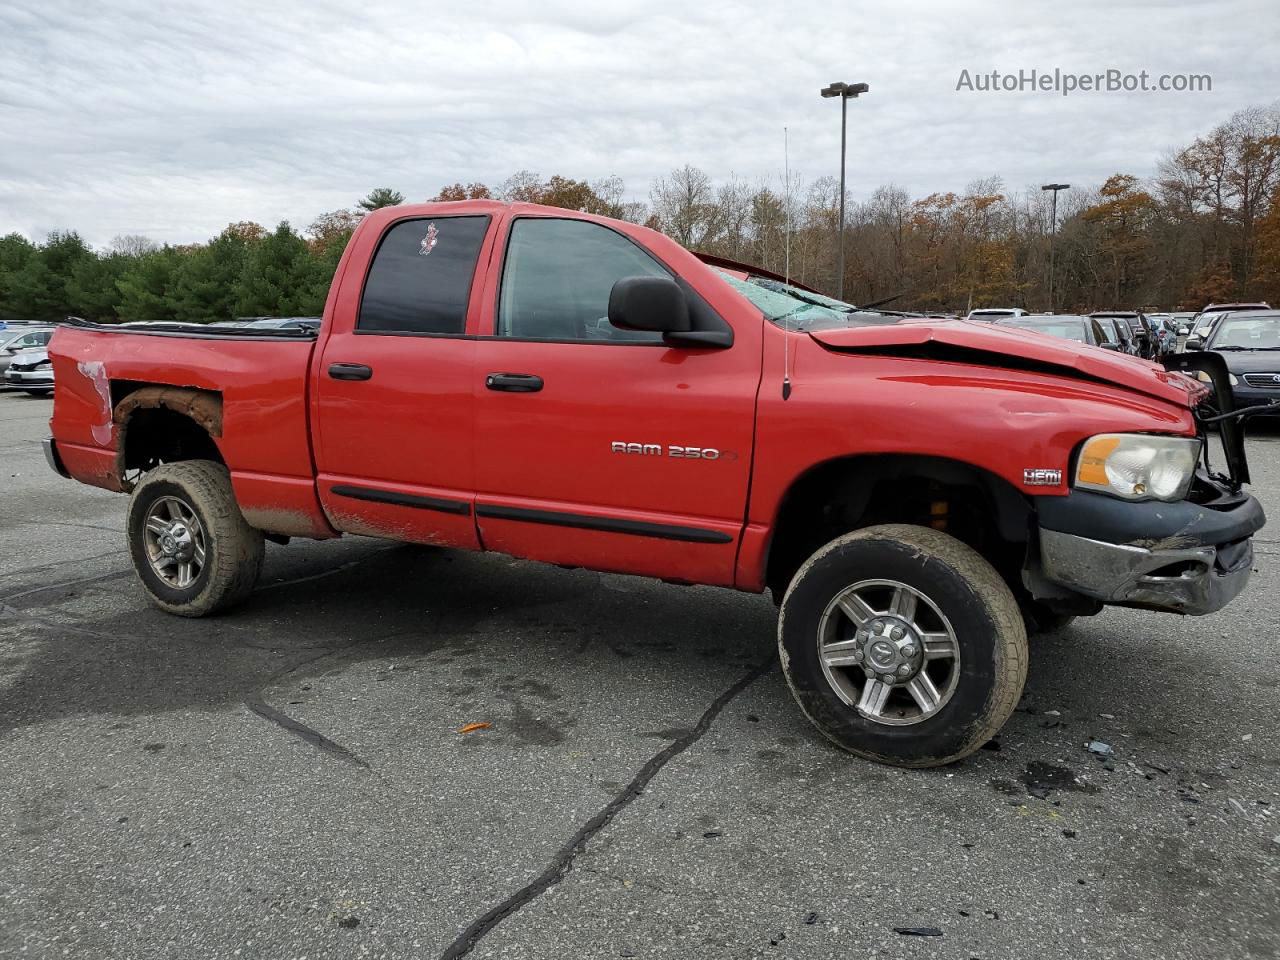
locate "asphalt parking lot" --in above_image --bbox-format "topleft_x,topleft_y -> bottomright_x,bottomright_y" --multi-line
1,391 -> 1278,960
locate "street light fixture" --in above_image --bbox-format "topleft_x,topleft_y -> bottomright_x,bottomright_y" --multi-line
821,80 -> 869,300
1041,183 -> 1070,312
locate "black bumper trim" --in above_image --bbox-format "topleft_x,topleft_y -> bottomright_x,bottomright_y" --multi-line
42,438 -> 70,479
1037,488 -> 1266,549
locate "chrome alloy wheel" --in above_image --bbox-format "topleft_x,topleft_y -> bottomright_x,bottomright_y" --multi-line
816,579 -> 960,725
142,495 -> 207,589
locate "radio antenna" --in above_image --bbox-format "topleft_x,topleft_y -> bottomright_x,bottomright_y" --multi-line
782,126 -> 793,400
784,126 -> 792,284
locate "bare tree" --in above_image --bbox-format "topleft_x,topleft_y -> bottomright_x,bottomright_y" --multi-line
110,234 -> 157,257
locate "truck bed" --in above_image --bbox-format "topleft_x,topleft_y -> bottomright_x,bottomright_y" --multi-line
48,320 -> 334,538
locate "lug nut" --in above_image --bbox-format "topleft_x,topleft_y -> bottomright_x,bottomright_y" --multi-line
852,648 -> 863,661
901,644 -> 916,658
881,674 -> 896,685
890,626 -> 905,641
863,667 -> 875,678
897,664 -> 912,676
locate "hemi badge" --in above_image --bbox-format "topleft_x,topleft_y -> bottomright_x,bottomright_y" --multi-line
1023,468 -> 1062,486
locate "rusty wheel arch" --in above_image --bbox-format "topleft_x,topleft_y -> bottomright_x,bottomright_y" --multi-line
112,386 -> 224,490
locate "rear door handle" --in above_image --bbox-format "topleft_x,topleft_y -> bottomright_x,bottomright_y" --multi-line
485,373 -> 543,393
328,363 -> 373,381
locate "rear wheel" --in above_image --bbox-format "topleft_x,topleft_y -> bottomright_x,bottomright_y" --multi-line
126,460 -> 264,617
778,524 -> 1027,767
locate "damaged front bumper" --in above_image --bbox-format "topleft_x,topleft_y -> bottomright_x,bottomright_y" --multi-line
1034,485 -> 1265,616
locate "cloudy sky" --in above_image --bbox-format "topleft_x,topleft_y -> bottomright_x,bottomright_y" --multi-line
1,0 -> 1275,247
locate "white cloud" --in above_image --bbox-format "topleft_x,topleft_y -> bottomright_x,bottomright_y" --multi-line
0,0 -> 1273,246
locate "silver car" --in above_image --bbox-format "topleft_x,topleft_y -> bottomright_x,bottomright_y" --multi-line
4,347 -> 54,394
0,326 -> 55,380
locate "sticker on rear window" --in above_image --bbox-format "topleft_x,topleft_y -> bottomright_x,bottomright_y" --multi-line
419,223 -> 439,256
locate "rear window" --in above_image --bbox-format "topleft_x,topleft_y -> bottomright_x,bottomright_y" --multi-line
358,216 -> 489,335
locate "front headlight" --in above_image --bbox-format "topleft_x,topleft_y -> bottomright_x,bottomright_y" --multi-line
1194,370 -> 1238,386
1075,434 -> 1201,501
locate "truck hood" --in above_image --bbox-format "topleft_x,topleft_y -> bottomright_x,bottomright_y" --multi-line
809,319 -> 1205,407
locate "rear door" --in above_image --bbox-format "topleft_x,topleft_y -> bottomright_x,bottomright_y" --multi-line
313,212 -> 496,547
468,214 -> 760,587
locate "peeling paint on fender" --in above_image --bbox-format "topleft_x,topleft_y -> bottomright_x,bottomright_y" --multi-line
77,360 -> 113,446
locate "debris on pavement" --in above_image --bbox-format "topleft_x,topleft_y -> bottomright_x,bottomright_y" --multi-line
457,722 -> 491,734
893,927 -> 944,937
1087,740 -> 1114,756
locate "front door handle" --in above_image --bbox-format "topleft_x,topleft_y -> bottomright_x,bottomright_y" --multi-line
485,372 -> 543,393
328,363 -> 373,381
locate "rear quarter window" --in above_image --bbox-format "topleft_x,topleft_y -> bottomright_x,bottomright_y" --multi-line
358,216 -> 489,335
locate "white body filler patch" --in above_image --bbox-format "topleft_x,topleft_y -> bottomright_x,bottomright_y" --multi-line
77,360 -> 113,445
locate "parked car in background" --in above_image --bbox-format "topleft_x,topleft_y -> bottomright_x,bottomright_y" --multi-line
4,347 -> 54,394
1190,302 -> 1272,343
1094,315 -> 1138,355
1092,312 -> 1155,359
210,317 -> 322,331
1190,310 -> 1280,417
965,308 -> 1027,322
0,326 -> 55,382
995,314 -> 1114,349
1146,314 -> 1179,356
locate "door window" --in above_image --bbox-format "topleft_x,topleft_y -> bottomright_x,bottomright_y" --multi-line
358,216 -> 489,335
497,218 -> 668,342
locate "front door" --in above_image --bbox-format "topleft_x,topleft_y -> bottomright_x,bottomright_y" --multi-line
470,214 -> 760,586
313,212 -> 495,548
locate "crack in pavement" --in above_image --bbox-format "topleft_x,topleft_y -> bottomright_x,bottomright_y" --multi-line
241,641 -> 376,769
436,655 -> 776,960
0,568 -> 136,606
244,698 -> 371,769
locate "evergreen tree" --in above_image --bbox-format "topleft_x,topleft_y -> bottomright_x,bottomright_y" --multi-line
116,248 -> 181,324
357,188 -> 405,211
169,226 -> 257,323
0,233 -> 37,321
233,222 -> 314,316
66,254 -> 129,322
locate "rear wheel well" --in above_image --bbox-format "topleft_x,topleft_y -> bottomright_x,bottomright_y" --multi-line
764,455 -> 1033,601
113,385 -> 224,487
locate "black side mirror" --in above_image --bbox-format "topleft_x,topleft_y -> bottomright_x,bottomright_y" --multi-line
608,276 -> 690,335
1185,335 -> 1203,351
1099,342 -> 1121,351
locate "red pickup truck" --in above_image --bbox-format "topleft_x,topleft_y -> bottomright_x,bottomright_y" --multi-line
44,200 -> 1265,766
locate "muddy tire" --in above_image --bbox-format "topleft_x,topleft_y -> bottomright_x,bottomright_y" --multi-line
126,460 -> 264,617
778,524 -> 1027,767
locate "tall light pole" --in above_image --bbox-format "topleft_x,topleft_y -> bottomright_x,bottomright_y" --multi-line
1041,183 -> 1070,312
821,80 -> 869,300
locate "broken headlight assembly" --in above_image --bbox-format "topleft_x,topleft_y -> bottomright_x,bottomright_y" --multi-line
1074,433 -> 1201,502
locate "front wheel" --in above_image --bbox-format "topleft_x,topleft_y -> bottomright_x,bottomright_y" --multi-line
778,524 -> 1027,767
126,460 -> 264,617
